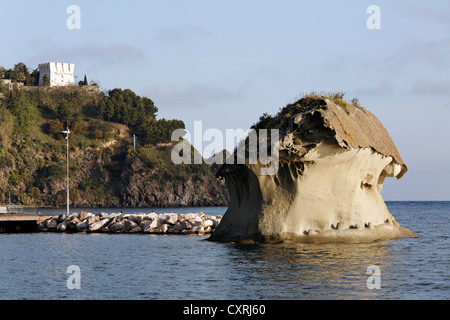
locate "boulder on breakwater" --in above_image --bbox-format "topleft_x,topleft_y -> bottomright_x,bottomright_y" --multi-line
37,211 -> 222,235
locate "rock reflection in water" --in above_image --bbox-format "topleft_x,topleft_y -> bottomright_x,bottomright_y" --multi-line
221,241 -> 394,299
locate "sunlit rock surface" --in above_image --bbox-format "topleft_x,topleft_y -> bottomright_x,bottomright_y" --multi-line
209,97 -> 416,243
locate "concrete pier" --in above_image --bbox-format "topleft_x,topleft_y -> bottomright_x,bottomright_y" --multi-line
0,214 -> 56,233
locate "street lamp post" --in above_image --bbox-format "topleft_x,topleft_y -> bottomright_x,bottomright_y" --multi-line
61,127 -> 70,217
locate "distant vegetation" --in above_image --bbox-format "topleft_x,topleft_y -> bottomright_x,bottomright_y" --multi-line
0,62 -> 40,86
0,75 -> 185,146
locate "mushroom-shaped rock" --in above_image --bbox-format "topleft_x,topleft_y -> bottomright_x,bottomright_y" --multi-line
209,95 -> 416,243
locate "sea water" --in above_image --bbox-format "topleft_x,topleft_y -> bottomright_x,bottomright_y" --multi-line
0,202 -> 448,300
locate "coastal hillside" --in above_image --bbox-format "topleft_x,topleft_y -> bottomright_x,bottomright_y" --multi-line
0,80 -> 228,208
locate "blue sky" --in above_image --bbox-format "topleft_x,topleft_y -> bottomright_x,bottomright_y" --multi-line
1,0 -> 449,200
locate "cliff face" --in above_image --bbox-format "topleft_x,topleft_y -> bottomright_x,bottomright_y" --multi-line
209,96 -> 416,243
120,150 -> 229,208
0,137 -> 228,208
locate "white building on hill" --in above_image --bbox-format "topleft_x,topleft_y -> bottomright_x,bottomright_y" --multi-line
38,62 -> 75,87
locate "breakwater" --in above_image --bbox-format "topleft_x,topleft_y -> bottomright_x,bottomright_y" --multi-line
37,211 -> 222,235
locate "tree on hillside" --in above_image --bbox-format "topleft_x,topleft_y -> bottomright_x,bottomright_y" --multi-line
30,69 -> 40,86
101,88 -> 158,126
6,88 -> 38,133
137,118 -> 185,145
78,74 -> 88,86
0,106 -> 15,150
46,119 -> 64,137
57,100 -> 72,124
11,62 -> 30,84
42,74 -> 50,87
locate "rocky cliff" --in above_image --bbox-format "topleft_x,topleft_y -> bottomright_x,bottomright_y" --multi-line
209,94 -> 416,243
0,134 -> 228,208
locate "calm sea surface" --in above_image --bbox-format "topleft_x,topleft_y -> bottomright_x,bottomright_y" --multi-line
0,202 -> 448,300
